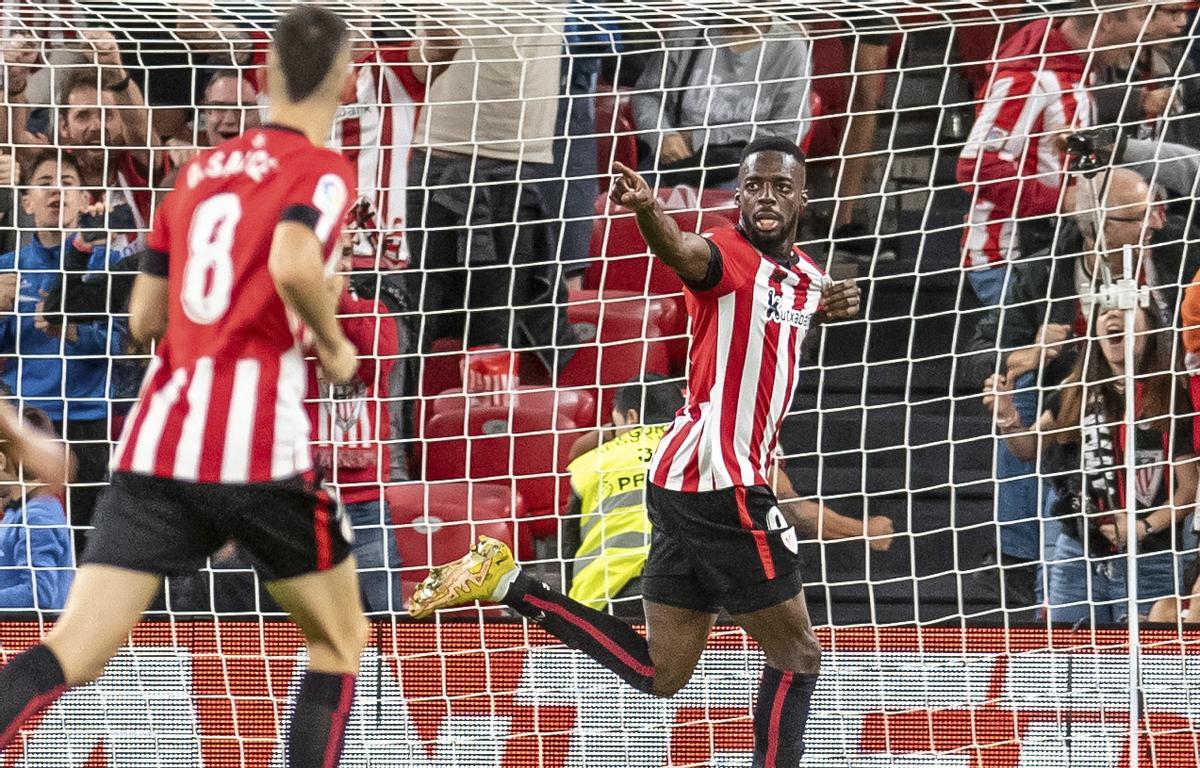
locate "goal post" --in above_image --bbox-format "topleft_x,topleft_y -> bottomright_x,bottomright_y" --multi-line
1,1 -> 1199,765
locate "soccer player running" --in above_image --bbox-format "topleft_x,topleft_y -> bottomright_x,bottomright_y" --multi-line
0,7 -> 368,766
410,136 -> 861,767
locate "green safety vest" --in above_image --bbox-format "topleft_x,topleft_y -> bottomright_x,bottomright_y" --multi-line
567,425 -> 665,610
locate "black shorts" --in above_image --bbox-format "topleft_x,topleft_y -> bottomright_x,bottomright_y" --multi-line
643,483 -> 804,615
83,472 -> 351,581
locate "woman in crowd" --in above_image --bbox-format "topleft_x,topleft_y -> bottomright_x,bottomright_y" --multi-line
984,302 -> 1197,624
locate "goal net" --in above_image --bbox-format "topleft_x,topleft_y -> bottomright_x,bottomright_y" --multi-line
1,0 -> 1199,765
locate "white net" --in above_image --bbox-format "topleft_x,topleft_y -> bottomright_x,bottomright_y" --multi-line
1,0 -> 1200,765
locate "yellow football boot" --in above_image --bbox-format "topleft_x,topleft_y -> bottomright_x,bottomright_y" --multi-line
408,536 -> 517,619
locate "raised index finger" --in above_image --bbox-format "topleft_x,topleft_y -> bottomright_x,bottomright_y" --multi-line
612,161 -> 639,183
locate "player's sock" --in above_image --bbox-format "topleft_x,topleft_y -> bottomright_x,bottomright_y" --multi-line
502,570 -> 656,694
752,665 -> 818,768
285,670 -> 356,768
0,644 -> 68,749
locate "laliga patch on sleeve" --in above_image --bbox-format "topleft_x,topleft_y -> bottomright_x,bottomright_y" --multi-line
312,173 -> 348,244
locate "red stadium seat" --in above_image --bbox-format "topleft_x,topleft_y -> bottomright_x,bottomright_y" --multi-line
800,89 -> 822,156
388,482 -> 519,608
586,213 -> 735,293
595,88 -> 639,191
421,337 -> 467,398
569,288 -> 686,378
421,404 -> 579,558
558,291 -> 673,418
427,385 -> 597,432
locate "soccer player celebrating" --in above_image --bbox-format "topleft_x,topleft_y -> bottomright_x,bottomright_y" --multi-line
410,136 -> 861,767
0,7 -> 367,767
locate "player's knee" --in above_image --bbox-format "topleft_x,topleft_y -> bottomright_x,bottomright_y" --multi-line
764,634 -> 822,675
650,664 -> 693,698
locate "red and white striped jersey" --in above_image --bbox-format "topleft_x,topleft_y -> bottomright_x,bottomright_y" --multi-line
330,43 -> 425,270
308,290 -> 398,505
649,227 -> 826,492
113,126 -> 356,483
957,19 -> 1094,268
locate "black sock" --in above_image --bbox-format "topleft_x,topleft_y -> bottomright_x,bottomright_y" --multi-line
504,570 -> 656,694
0,644 -> 68,750
286,670 -> 356,768
752,665 -> 818,768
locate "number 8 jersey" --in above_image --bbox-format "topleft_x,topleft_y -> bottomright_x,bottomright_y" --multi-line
113,126 -> 356,484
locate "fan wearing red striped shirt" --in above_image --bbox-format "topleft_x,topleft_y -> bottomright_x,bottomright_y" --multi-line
410,137 -> 861,768
0,8 -> 369,768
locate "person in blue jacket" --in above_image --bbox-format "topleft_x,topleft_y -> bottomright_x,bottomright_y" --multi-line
0,149 -> 128,546
0,405 -> 73,610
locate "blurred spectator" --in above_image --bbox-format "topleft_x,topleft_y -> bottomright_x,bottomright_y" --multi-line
55,35 -> 157,259
406,6 -> 579,372
201,70 -> 260,146
1148,556 -> 1200,623
1094,3 -> 1200,149
963,167 -> 1181,608
0,150 -> 128,549
829,15 -> 896,260
631,13 -> 811,188
329,26 -> 458,271
564,376 -> 893,617
1,33 -> 43,149
984,303 -> 1197,624
957,0 -> 1149,305
308,239 -> 402,614
0,405 -> 73,610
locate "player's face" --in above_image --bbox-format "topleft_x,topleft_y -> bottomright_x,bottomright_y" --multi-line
22,159 -> 85,231
204,76 -> 261,146
735,151 -> 807,252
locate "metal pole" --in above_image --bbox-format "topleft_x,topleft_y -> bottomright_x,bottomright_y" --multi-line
1121,242 -> 1140,766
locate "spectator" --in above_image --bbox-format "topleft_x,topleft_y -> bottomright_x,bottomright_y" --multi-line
1148,556 -> 1200,623
961,167 -> 1185,609
0,405 -> 73,611
406,7 -> 579,373
308,237 -> 402,614
0,150 -> 128,549
329,25 -> 458,271
829,15 -> 898,261
564,376 -> 894,617
984,303 -> 1197,624
631,12 -> 811,188
201,70 -> 260,147
1094,3 -> 1200,150
957,0 -> 1149,305
55,31 -> 157,259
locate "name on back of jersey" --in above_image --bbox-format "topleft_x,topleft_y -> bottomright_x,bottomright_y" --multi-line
187,148 -> 279,188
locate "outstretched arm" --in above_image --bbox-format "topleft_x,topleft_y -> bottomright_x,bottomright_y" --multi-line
608,162 -> 714,285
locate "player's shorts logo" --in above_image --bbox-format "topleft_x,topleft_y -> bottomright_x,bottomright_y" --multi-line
766,505 -> 799,554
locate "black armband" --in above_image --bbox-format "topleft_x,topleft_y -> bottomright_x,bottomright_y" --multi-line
141,247 -> 168,277
681,240 -> 724,292
281,204 -> 321,231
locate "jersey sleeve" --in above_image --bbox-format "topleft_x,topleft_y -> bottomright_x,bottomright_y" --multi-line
689,227 -> 760,299
280,154 -> 357,253
143,191 -> 173,277
379,42 -> 427,102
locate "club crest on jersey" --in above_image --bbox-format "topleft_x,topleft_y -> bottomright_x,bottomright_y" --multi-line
764,287 -> 811,332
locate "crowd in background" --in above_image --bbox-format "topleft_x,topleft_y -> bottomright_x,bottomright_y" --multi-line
0,0 -> 1196,625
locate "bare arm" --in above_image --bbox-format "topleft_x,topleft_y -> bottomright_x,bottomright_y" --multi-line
608,162 -> 713,284
982,373 -> 1054,462
268,222 -> 358,383
771,461 -> 894,550
412,23 -> 462,84
0,401 -> 68,495
129,273 -> 168,344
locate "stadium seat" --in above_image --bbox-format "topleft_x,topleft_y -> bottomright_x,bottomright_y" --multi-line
800,89 -> 822,156
427,385 -> 597,432
569,289 -> 686,377
388,482 -> 519,608
594,88 -> 639,191
586,212 -> 735,293
558,291 -> 673,418
421,405 -> 580,558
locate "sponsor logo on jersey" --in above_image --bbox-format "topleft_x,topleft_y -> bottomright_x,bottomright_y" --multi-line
764,287 -> 811,332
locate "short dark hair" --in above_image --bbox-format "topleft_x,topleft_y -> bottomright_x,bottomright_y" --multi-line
613,374 -> 685,425
741,136 -> 806,166
20,149 -> 82,188
272,5 -> 350,102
